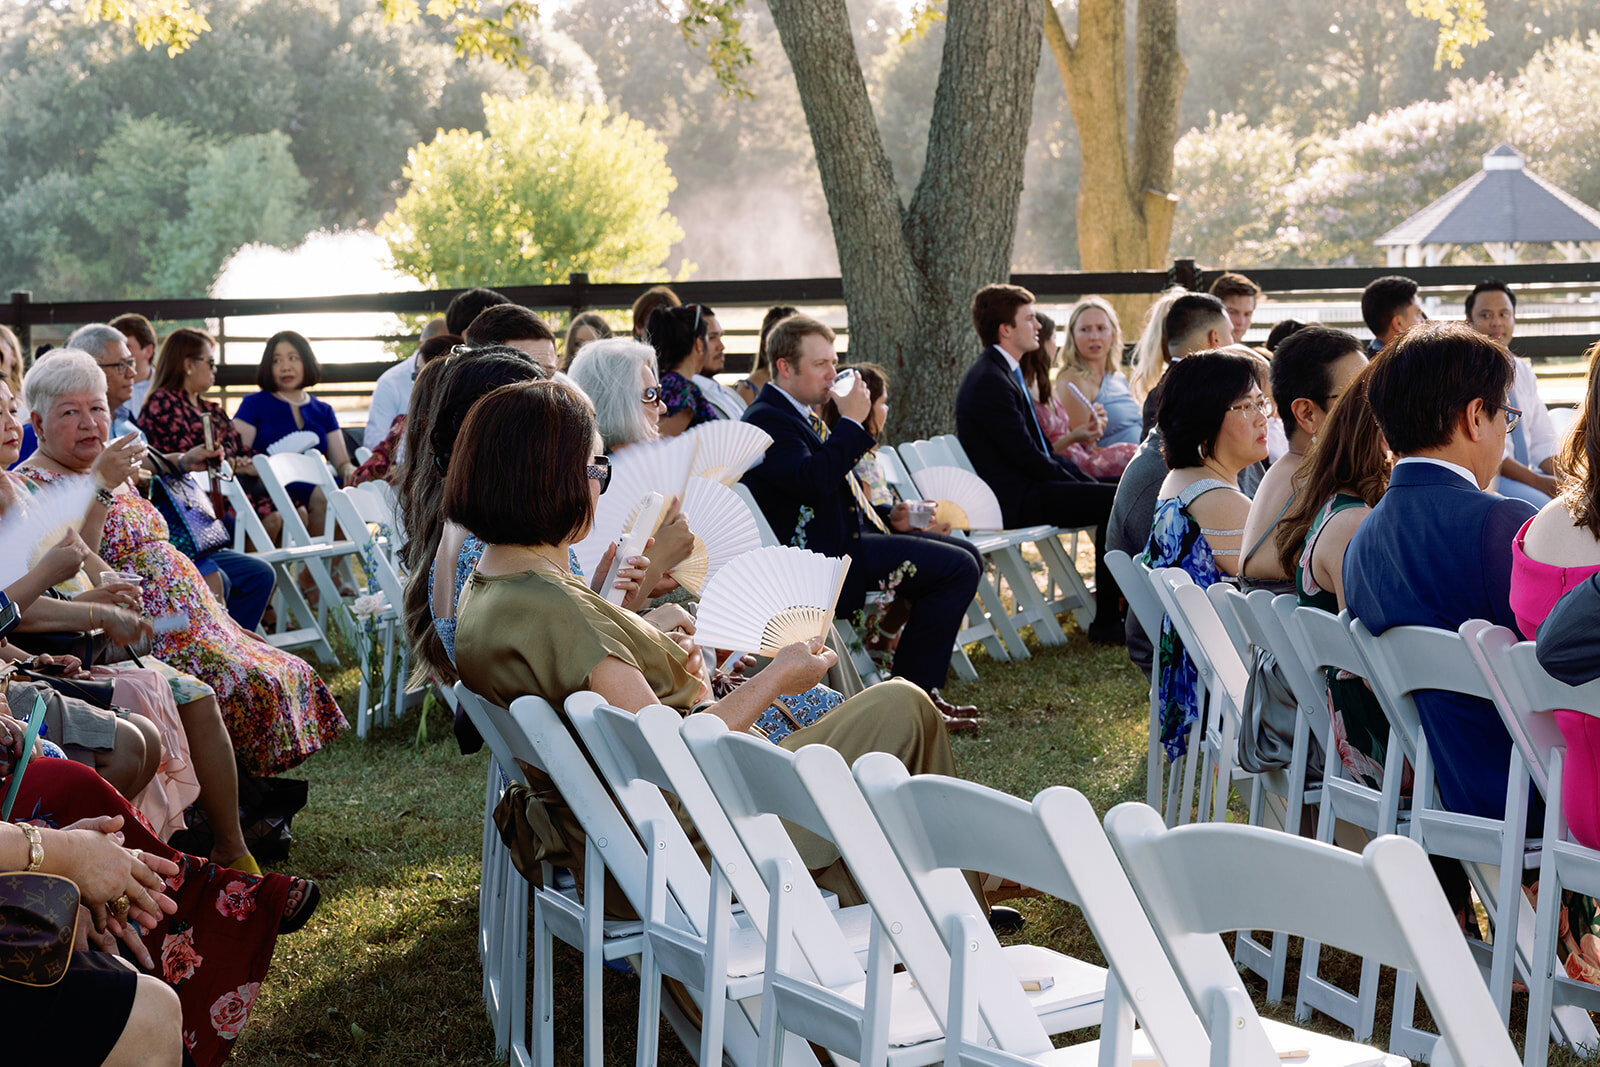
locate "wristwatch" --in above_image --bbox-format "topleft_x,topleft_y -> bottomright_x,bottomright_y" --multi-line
0,592 -> 18,638
19,823 -> 43,872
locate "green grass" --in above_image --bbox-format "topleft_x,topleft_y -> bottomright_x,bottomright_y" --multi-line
228,621 -> 1599,1064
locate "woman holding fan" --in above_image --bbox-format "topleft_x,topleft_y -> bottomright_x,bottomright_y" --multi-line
450,379 -> 978,910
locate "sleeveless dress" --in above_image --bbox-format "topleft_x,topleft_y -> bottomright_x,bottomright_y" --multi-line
1093,370 -> 1142,446
20,469 -> 346,777
1140,478 -> 1239,759
1296,493 -> 1390,789
1507,516 -> 1600,986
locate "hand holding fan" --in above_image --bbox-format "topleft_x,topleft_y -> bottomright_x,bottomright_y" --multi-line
266,429 -> 322,456
691,546 -> 851,657
573,434 -> 699,577
600,491 -> 667,605
672,477 -> 764,595
0,476 -> 94,590
907,465 -> 1005,531
683,421 -> 772,485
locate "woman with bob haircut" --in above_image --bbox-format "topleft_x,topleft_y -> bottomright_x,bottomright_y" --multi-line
566,337 -> 667,451
448,380 -> 981,908
1140,350 -> 1270,760
1276,366 -> 1393,787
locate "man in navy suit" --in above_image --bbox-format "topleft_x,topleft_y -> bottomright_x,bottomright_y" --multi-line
1343,321 -> 1535,822
741,314 -> 984,725
955,284 -> 1121,642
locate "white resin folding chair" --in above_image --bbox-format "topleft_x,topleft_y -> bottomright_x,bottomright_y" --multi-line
1105,802 -> 1520,1067
1275,602 -> 1405,1042
252,450 -> 361,641
853,754 -> 1210,1067
932,432 -> 1097,631
1104,549 -> 1179,818
682,714 -> 1104,1066
564,695 -> 834,1067
899,437 -> 1070,648
1465,622 -> 1600,1067
200,465 -> 335,661
1348,618 -> 1588,1060
327,485 -> 416,736
879,444 -> 1017,677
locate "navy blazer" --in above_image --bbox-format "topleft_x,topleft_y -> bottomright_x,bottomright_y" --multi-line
740,383 -> 877,558
954,345 -> 1086,524
1342,460 -> 1537,819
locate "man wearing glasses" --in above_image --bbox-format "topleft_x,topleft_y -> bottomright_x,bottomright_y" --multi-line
1344,322 -> 1536,827
1465,279 -> 1559,505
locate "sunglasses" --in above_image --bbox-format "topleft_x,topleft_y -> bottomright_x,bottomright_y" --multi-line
641,385 -> 662,404
587,456 -> 612,493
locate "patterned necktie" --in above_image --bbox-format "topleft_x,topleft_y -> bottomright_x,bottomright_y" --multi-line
1010,364 -> 1051,453
811,412 -> 889,534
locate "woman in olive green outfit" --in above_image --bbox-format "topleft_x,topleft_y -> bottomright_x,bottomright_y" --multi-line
449,379 -> 964,907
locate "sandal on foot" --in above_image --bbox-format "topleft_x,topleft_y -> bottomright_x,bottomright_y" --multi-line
279,878 -> 321,935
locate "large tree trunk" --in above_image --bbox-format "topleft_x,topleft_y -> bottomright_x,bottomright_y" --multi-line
766,0 -> 1042,442
1044,0 -> 1185,326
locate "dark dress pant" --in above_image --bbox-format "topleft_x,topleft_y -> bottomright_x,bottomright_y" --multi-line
838,532 -> 982,691
1007,479 -> 1123,630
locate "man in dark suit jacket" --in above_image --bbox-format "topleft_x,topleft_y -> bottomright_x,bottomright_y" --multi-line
955,284 -> 1121,642
741,314 -> 984,721
1343,321 -> 1536,823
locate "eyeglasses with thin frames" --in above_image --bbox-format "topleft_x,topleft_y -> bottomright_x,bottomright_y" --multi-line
1226,397 -> 1273,419
587,456 -> 612,494
98,359 -> 136,375
1496,404 -> 1522,434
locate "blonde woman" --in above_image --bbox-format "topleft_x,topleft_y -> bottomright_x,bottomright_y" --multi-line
1128,286 -> 1191,407
1057,296 -> 1141,446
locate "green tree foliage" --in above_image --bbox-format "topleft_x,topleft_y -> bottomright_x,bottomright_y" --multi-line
378,90 -> 685,288
1170,113 -> 1298,267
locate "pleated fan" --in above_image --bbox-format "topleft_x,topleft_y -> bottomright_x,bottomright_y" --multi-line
573,434 -> 698,578
684,420 -> 772,485
909,465 -> 1005,531
691,546 -> 851,657
265,429 -> 323,456
0,475 -> 94,589
671,476 -> 764,595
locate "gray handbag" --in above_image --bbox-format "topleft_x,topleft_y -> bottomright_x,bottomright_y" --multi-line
1237,646 -> 1325,782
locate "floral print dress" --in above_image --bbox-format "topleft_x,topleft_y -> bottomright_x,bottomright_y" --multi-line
21,468 -> 347,776
1140,478 -> 1237,760
660,370 -> 720,428
8,757 -> 290,1067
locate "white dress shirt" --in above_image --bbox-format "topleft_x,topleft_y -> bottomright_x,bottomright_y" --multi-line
364,354 -> 417,449
693,373 -> 747,420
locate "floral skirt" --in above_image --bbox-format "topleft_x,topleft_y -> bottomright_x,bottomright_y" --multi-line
7,757 -> 290,1066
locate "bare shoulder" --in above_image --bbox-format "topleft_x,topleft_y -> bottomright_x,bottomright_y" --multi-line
1187,484 -> 1252,528
1523,498 -> 1600,566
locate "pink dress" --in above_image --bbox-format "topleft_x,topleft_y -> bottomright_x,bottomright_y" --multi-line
1508,516 -> 1600,851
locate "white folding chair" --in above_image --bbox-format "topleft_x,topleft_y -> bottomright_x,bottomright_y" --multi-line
853,754 -> 1210,1067
328,485 -> 415,736
1104,549 -> 1174,816
684,714 -> 1105,1066
1105,802 -> 1520,1067
1465,622 -> 1600,1067
204,465 -> 335,661
253,451 -> 361,640
1276,602 -> 1405,1042
564,695 -> 830,1067
1348,618 -> 1589,1059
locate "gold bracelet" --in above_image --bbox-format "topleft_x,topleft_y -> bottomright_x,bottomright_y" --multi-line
19,823 -> 42,872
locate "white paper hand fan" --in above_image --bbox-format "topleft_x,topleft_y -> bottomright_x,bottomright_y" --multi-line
672,477 -> 764,595
683,421 -> 772,485
691,546 -> 851,656
266,429 -> 322,456
0,475 -> 94,589
573,434 -> 698,577
909,465 -> 1004,531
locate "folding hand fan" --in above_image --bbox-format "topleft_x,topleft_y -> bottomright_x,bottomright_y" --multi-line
572,434 -> 699,577
671,477 -> 764,595
683,420 -> 773,485
600,491 -> 667,605
0,476 -> 94,588
691,546 -> 851,657
266,429 -> 322,456
908,465 -> 1005,531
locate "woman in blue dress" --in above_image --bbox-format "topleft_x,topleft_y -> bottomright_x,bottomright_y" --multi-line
233,331 -> 356,540
1140,350 -> 1271,759
1058,296 -> 1144,447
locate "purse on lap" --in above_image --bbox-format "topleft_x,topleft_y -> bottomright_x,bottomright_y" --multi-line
0,872 -> 79,987
752,684 -> 845,744
144,451 -> 229,561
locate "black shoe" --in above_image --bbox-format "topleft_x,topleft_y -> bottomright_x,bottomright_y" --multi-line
988,905 -> 1026,935
1086,620 -> 1123,645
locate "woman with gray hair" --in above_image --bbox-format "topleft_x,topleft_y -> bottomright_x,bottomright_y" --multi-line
15,349 -> 346,781
566,337 -> 667,451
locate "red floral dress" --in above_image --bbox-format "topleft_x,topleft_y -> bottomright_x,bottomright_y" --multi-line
20,467 -> 347,776
8,757 -> 291,1067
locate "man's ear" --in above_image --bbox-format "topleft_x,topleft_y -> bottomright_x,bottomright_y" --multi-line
1207,327 -> 1224,349
1462,397 -> 1489,443
1289,396 -> 1321,438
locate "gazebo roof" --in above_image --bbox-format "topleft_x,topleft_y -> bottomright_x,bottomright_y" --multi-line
1375,144 -> 1600,247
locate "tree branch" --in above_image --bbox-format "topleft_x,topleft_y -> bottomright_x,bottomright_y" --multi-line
1131,0 -> 1185,195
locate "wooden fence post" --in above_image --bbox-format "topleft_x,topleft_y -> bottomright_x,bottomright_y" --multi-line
8,291 -> 31,362
1171,258 -> 1200,291
568,272 -> 589,322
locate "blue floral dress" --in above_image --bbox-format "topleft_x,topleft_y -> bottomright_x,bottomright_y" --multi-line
1140,478 -> 1239,760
